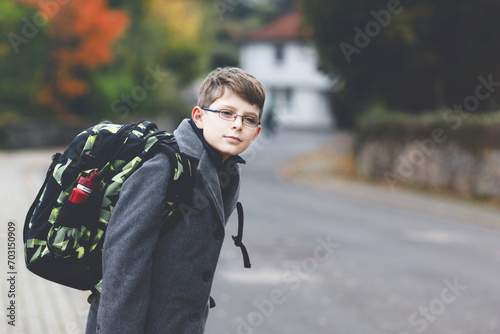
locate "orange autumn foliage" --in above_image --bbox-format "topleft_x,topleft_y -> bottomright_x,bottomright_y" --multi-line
16,0 -> 129,120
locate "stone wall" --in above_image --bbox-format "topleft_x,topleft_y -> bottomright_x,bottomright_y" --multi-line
355,140 -> 500,199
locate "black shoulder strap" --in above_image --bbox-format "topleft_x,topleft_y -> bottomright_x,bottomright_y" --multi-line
232,202 -> 251,268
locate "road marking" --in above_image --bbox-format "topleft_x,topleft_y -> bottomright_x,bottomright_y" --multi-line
403,230 -> 469,244
219,267 -> 322,285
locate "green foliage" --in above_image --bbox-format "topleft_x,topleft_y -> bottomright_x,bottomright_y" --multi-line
300,0 -> 500,127
356,110 -> 500,155
0,1 -> 24,21
0,0 -> 209,124
0,2 -> 49,120
85,1 -> 207,121
0,0 -> 298,125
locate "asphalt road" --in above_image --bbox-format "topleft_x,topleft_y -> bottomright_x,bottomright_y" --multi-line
1,127 -> 500,334
206,128 -> 500,334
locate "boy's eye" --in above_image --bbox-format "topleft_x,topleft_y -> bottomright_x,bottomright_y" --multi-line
243,117 -> 258,125
219,109 -> 234,117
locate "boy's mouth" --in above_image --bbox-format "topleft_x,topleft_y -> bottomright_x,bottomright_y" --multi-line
224,136 -> 242,142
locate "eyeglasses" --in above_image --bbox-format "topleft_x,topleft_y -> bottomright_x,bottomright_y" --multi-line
201,108 -> 261,128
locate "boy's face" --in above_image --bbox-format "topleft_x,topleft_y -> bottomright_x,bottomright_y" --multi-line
192,88 -> 261,162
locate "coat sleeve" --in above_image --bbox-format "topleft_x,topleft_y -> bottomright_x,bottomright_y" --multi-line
95,150 -> 172,334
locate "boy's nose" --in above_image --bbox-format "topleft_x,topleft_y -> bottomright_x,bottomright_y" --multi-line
232,116 -> 244,128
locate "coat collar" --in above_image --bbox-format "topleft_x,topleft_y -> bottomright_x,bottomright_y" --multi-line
173,119 -> 205,161
173,119 -> 244,225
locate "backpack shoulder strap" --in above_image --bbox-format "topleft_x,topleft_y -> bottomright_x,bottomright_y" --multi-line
153,137 -> 195,229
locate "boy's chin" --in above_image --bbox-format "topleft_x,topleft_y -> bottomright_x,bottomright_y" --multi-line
220,149 -> 245,161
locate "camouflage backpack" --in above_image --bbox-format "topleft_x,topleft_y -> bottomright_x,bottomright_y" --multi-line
23,120 -> 193,292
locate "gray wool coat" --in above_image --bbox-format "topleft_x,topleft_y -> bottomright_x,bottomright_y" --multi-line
86,119 -> 243,334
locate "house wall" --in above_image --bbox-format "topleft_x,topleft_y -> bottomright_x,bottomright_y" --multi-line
240,41 -> 335,129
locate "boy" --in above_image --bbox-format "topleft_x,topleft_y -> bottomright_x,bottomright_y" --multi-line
86,67 -> 265,334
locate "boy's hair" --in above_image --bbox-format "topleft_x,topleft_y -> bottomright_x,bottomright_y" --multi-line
198,67 -> 266,117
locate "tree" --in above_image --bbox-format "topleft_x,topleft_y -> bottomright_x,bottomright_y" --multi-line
2,0 -> 209,122
14,0 -> 129,121
300,0 -> 500,128
89,0 -> 209,122
0,1 -> 48,121
145,0 -> 205,84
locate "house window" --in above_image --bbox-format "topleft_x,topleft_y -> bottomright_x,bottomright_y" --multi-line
285,87 -> 293,107
273,87 -> 293,111
274,43 -> 284,64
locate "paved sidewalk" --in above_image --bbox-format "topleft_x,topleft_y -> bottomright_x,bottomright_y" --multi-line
1,149 -> 89,334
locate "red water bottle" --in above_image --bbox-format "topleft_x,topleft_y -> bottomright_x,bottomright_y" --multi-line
69,170 -> 100,203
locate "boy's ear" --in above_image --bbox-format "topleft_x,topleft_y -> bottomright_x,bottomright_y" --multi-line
252,126 -> 261,141
191,106 -> 204,129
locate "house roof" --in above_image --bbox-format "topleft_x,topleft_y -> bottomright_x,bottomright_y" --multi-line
247,12 -> 307,41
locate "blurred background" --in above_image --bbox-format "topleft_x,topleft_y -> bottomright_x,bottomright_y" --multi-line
3,0 -> 500,201
2,0 -> 500,333
1,0 -> 300,144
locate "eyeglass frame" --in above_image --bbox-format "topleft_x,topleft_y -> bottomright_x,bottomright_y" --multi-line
201,107 -> 261,128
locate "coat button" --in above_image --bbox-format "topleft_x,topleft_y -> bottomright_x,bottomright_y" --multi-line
202,271 -> 212,282
189,312 -> 200,322
213,229 -> 223,240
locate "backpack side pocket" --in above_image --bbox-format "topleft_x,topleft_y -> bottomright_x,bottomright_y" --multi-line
47,194 -> 101,259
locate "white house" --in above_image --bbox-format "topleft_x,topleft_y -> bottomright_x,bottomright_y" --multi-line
240,12 -> 337,129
